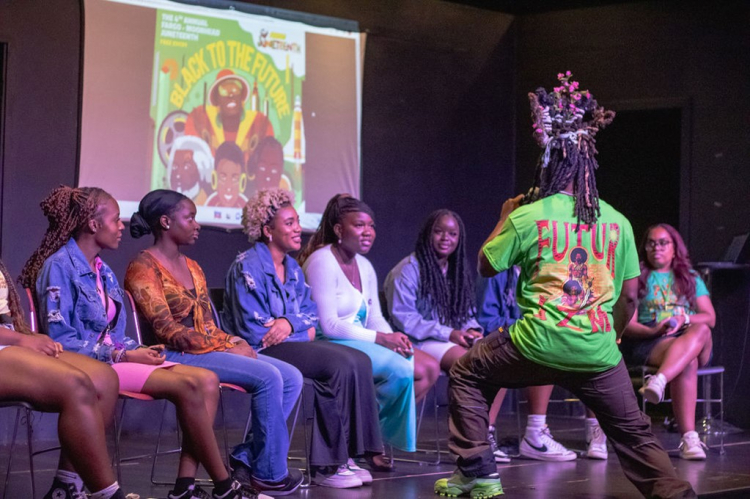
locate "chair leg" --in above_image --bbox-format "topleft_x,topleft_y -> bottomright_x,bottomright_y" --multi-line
114,399 -> 125,485
300,394 -> 313,488
719,371 -> 725,455
515,389 -> 524,457
219,389 -> 230,467
25,408 -> 35,499
433,386 -> 441,465
150,400 -> 177,486
2,408 -> 21,499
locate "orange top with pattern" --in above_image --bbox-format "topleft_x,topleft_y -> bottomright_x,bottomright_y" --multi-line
125,251 -> 236,354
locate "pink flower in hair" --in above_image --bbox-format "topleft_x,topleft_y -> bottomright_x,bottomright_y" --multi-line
566,70 -> 572,76
557,73 -> 564,79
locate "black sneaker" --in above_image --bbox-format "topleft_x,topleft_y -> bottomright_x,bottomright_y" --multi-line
43,477 -> 87,499
168,484 -> 212,499
249,469 -> 303,496
212,479 -> 270,499
229,456 -> 254,488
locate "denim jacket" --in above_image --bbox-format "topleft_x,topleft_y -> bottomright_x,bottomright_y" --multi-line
222,242 -> 318,349
475,268 -> 521,333
37,238 -> 137,363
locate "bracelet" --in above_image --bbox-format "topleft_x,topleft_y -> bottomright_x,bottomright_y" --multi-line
114,349 -> 127,363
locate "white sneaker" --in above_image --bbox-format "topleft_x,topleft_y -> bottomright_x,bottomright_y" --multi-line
519,426 -> 577,462
585,424 -> 608,460
640,373 -> 667,404
487,427 -> 511,463
679,431 -> 707,460
318,465 -> 363,488
346,458 -> 373,484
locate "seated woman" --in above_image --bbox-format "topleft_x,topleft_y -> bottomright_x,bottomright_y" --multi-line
23,186 -> 260,499
299,194 -> 440,456
124,189 -> 303,495
4,260 -> 124,499
222,188 -> 385,486
384,210 -> 484,374
621,223 -> 715,460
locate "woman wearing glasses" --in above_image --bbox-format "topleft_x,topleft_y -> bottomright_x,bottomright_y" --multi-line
621,223 -> 715,460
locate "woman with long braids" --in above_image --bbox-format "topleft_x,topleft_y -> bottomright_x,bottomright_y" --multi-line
2,259 -> 123,499
300,194 -> 439,459
435,73 -> 695,498
23,185 -> 264,499
124,189 -> 303,496
222,188 -> 385,487
621,224 -> 715,460
384,209 -> 482,372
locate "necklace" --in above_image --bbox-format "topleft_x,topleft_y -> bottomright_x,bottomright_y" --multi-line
333,245 -> 361,290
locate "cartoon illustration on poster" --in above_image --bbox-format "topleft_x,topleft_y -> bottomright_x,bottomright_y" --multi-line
150,9 -> 306,217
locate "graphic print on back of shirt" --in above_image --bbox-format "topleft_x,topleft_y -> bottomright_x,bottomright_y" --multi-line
533,221 -> 620,333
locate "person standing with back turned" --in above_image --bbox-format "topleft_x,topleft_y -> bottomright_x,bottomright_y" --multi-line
434,72 -> 695,499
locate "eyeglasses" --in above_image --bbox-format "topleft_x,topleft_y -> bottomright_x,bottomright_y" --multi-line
645,239 -> 672,250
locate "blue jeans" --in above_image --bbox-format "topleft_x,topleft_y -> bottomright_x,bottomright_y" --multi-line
164,350 -> 303,481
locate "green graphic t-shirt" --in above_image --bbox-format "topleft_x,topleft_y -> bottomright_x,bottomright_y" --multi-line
637,271 -> 709,324
483,194 -> 640,372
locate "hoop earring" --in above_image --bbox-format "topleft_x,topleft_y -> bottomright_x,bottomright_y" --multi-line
338,239 -> 342,245
211,170 -> 218,191
239,173 -> 247,193
269,234 -> 273,242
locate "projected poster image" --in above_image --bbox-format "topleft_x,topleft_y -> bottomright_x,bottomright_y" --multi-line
80,0 -> 362,229
154,12 -> 304,211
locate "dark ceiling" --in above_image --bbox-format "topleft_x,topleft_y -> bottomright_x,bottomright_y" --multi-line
445,0 -> 652,16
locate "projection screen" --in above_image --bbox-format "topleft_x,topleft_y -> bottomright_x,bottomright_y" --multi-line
80,0 -> 363,229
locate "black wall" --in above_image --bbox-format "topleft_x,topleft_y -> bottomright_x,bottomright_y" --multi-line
514,1 -> 750,262
0,0 -> 516,288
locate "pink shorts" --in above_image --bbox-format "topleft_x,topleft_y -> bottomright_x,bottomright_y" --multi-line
111,361 -> 179,392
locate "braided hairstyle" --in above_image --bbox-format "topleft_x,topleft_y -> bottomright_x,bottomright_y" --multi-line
415,209 -> 475,329
0,260 -> 32,335
528,72 -> 615,226
20,186 -> 112,290
297,194 -> 374,266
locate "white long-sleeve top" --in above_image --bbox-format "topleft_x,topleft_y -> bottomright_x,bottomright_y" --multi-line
302,244 -> 392,342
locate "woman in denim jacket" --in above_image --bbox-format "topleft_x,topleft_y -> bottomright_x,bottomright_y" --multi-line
22,186 -> 262,499
223,188 -> 384,487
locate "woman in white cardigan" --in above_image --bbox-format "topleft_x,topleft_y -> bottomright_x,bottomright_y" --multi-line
300,195 -> 439,457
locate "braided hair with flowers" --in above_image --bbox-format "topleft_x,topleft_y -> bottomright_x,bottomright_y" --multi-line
528,71 -> 615,225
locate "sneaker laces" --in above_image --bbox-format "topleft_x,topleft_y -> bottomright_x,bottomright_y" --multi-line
538,426 -> 570,454
644,374 -> 667,396
335,464 -> 356,476
346,458 -> 365,471
487,430 -> 499,452
588,424 -> 604,444
679,433 -> 707,452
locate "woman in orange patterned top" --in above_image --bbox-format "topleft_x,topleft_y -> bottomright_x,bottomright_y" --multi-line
125,189 -> 303,496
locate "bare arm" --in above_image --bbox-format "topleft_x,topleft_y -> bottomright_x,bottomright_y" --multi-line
613,278 -> 639,341
478,194 -> 524,278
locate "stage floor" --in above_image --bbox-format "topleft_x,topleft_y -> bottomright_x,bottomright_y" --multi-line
2,412 -> 748,498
